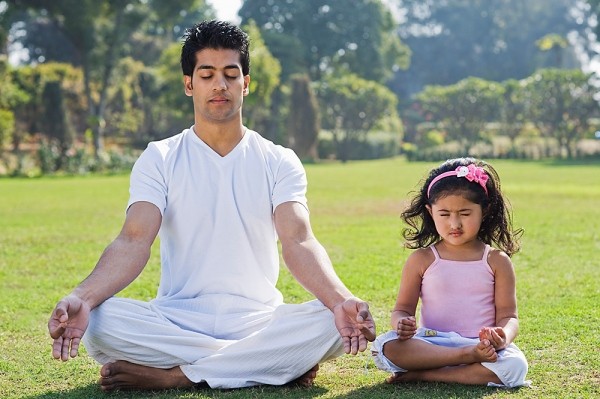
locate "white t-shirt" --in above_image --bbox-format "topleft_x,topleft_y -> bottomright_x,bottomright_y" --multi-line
127,127 -> 307,315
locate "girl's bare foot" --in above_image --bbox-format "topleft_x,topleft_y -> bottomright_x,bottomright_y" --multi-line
386,371 -> 408,383
99,361 -> 194,391
473,339 -> 497,363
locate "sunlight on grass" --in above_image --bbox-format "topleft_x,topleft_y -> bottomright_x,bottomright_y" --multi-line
1,159 -> 599,398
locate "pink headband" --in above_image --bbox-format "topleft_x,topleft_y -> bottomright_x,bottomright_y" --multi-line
427,164 -> 489,198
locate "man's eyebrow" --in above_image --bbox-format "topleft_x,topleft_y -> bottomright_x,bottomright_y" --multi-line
197,64 -> 241,71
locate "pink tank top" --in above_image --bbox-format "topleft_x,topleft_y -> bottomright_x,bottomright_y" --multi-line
419,244 -> 496,338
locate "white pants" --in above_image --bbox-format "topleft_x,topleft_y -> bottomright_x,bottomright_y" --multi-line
372,329 -> 530,388
82,297 -> 344,388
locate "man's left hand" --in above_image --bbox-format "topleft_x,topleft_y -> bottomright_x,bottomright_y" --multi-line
332,298 -> 376,355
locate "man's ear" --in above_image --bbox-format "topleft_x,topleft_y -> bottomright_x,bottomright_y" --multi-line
184,75 -> 193,97
243,75 -> 250,96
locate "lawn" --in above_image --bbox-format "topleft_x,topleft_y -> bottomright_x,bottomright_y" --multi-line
0,158 -> 598,398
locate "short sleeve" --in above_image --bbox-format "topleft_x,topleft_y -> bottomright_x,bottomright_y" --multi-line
272,148 -> 308,212
127,143 -> 167,215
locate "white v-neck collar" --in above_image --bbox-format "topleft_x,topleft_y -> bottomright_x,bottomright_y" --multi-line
189,126 -> 250,162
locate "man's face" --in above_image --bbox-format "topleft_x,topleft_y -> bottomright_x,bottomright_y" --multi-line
184,48 -> 250,124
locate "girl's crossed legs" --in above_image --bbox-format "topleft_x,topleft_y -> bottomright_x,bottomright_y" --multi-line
371,329 -> 529,387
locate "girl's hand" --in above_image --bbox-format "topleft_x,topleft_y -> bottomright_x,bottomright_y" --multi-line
396,316 -> 417,340
479,327 -> 507,350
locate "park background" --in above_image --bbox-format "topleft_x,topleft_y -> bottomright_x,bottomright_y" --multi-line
0,1 -> 599,398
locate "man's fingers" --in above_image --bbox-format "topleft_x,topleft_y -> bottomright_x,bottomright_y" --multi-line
48,321 -> 65,340
349,336 -> 358,355
48,302 -> 69,339
357,335 -> 368,352
355,301 -> 371,322
360,325 -> 376,342
70,337 -> 80,358
52,300 -> 69,321
52,337 -> 63,359
61,337 -> 71,361
356,310 -> 367,323
342,336 -> 351,354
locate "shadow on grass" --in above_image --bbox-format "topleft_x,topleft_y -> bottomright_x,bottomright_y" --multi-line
24,383 -> 329,399
330,381 -> 519,399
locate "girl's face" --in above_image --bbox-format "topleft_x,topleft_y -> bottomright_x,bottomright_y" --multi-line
426,194 -> 483,247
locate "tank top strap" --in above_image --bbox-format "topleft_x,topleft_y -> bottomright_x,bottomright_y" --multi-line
481,244 -> 491,261
430,244 -> 440,260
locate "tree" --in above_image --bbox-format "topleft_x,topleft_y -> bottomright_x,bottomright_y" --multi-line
0,56 -> 27,149
41,80 -> 73,170
416,77 -> 504,153
287,74 -> 319,161
586,0 -> 600,36
316,74 -> 401,162
242,20 -> 281,134
6,0 -> 213,157
500,79 -> 528,152
0,0 -> 17,55
392,0 -> 588,98
523,68 -> 599,158
536,34 -> 569,68
102,57 -> 146,143
239,0 -> 410,83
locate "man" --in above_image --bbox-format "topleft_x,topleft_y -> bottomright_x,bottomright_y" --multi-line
48,20 -> 375,391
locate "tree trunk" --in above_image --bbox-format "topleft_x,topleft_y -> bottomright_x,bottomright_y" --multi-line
87,7 -> 125,159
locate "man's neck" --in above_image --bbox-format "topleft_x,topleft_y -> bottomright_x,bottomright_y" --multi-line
193,121 -> 246,157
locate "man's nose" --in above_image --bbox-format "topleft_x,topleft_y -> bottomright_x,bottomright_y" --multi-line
213,75 -> 227,91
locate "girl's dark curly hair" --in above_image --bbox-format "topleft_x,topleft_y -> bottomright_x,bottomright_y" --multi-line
401,157 -> 522,256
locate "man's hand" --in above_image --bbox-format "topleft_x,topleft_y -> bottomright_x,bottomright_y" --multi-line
332,298 -> 376,355
48,295 -> 91,361
396,316 -> 417,341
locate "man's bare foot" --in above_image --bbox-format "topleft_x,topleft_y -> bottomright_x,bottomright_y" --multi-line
473,339 -> 497,363
290,364 -> 319,387
99,361 -> 195,391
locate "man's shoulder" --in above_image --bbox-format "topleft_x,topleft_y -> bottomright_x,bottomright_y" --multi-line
144,128 -> 190,158
246,129 -> 297,160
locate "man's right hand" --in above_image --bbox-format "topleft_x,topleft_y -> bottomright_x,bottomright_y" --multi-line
48,295 -> 90,361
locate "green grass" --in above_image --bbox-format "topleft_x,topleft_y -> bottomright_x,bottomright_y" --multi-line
1,158 -> 599,398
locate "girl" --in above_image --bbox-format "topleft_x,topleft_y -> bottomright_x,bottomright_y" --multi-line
371,157 -> 529,388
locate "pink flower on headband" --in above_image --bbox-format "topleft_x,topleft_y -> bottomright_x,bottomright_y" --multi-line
427,164 -> 489,198
456,164 -> 489,188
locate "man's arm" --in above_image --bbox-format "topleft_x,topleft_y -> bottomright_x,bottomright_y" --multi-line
274,201 -> 375,354
71,201 -> 161,308
48,201 -> 161,360
274,201 -> 351,308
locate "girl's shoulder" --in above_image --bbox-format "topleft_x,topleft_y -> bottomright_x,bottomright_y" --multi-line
405,247 -> 436,276
486,246 -> 515,273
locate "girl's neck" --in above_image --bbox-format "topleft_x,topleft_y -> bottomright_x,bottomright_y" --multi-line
435,239 -> 486,262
